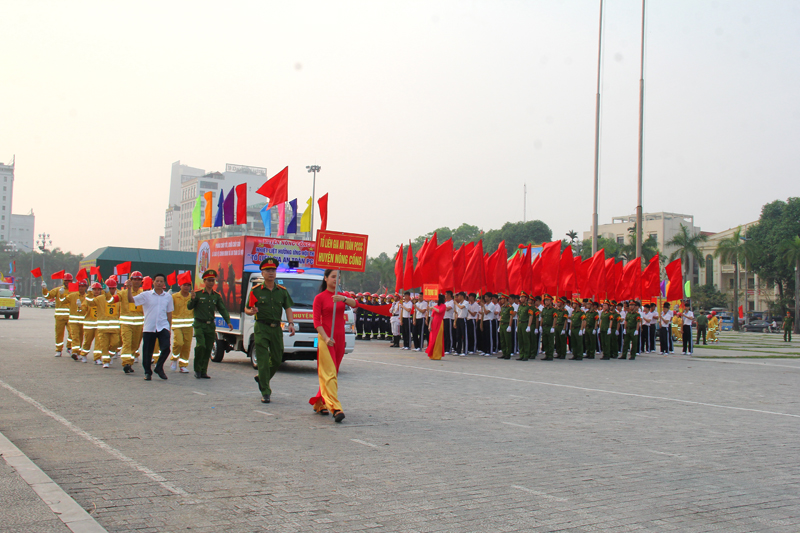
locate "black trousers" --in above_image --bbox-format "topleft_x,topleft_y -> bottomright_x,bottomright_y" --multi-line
402,317 -> 411,348
491,319 -> 499,352
683,325 -> 693,353
482,320 -> 494,353
659,326 -> 673,353
648,324 -> 657,352
443,318 -> 454,353
455,318 -> 466,353
413,320 -> 424,350
355,317 -> 363,336
696,326 -> 707,345
142,329 -> 170,376
467,319 -> 477,353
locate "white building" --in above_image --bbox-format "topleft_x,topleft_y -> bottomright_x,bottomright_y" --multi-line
0,157 -> 14,243
9,211 -> 35,253
584,212 -> 702,260
162,161 -> 206,251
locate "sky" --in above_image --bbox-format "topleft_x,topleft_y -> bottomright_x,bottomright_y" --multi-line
2,0 -> 799,258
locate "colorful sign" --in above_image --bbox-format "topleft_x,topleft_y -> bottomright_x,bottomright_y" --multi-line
314,230 -> 369,272
244,237 -> 315,272
195,236 -> 245,314
422,284 -> 439,301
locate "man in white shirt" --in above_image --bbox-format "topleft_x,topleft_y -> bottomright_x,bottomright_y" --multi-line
481,293 -> 495,355
454,292 -> 468,356
126,273 -> 174,380
413,294 -> 427,351
400,292 -> 413,350
658,303 -> 674,354
389,295 -> 401,347
467,293 -> 480,354
443,291 -> 456,355
681,300 -> 695,354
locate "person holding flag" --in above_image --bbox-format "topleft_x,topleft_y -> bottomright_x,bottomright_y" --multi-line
118,272 -> 145,374
310,269 -> 358,422
65,279 -> 89,361
41,272 -> 75,357
426,294 -> 447,361
170,274 -> 195,373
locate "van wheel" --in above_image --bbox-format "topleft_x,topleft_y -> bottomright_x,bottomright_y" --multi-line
12,313 -> 19,320
248,340 -> 258,370
212,338 -> 226,362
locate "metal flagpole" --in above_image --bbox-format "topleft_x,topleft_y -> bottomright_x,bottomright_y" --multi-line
306,165 -> 320,240
635,0 -> 646,259
592,0 -> 605,256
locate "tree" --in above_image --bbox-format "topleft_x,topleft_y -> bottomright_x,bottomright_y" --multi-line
580,237 -> 620,260
779,235 -> 800,334
747,198 -> 800,306
666,223 -> 708,285
691,284 -> 729,312
483,220 -> 552,252
566,230 -> 578,243
714,226 -> 754,331
0,243 -> 83,298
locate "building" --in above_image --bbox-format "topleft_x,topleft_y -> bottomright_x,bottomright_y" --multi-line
9,211 -> 35,252
162,161 -> 206,251
583,212 -> 701,261
0,157 -> 14,243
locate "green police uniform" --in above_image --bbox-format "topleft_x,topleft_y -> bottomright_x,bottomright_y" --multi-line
622,310 -> 641,359
540,305 -> 557,360
516,303 -> 532,360
607,310 -> 620,358
784,314 -> 794,342
555,308 -> 569,359
187,286 -> 232,377
570,309 -> 585,360
250,281 -> 294,396
530,307 -> 541,358
600,310 -> 612,359
584,310 -> 599,358
499,304 -> 513,359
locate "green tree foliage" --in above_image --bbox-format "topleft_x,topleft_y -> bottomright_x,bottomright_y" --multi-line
778,235 -> 800,333
714,226 -> 756,331
482,220 -> 552,252
580,237 -> 622,260
747,198 -> 800,302
666,223 -> 709,281
0,242 -> 83,298
691,284 -> 729,312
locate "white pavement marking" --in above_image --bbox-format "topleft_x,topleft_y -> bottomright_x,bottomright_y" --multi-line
0,379 -> 194,500
253,410 -> 274,416
647,449 -> 685,458
349,358 -> 800,420
192,391 -> 207,395
0,431 -> 109,533
350,439 -> 378,448
690,357 -> 800,370
501,421 -> 532,429
511,485 -> 568,502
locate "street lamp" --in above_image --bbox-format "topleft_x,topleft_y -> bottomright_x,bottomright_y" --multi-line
36,233 -> 52,277
306,165 -> 321,239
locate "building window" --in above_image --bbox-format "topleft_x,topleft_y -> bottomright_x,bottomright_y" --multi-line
616,235 -> 624,245
705,255 -> 713,286
729,278 -> 734,289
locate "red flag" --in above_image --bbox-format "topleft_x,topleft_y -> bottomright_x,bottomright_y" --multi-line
462,240 -> 485,294
521,244 -> 531,293
665,258 -> 683,301
31,267 -> 42,278
415,234 -> 438,286
453,245 -> 467,292
642,255 -> 660,299
585,249 -> 606,299
394,245 -> 404,294
256,166 -> 289,211
167,271 -> 177,286
494,241 -> 509,294
412,238 -> 428,288
604,258 -> 616,299
68,282 -> 78,292
90,266 -> 101,277
317,193 -> 328,231
738,305 -> 744,319
574,256 -> 585,295
358,303 -> 393,317
51,269 -> 64,280
402,243 -> 414,291
613,260 -> 624,301
248,291 -> 258,308
142,276 -> 153,291
435,238 -> 454,292
485,249 -> 498,293
177,271 -> 193,286
235,183 -> 248,225
508,252 -> 523,295
620,257 -> 641,301
557,247 -> 576,298
530,256 -> 543,296
116,261 -> 131,276
76,268 -> 88,282
539,241 -> 562,296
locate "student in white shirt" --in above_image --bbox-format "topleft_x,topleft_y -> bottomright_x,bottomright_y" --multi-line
453,292 -> 468,356
400,292 -> 414,350
681,300 -> 695,354
467,293 -> 480,354
658,302 -> 674,354
127,273 -> 174,381
442,291 -> 455,354
413,294 -> 427,351
481,293 -> 495,355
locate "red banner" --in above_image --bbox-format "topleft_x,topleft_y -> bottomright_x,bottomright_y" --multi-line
314,230 -> 369,272
423,284 -> 439,301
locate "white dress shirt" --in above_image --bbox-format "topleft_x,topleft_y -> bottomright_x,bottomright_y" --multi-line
444,300 -> 455,320
132,289 -> 175,332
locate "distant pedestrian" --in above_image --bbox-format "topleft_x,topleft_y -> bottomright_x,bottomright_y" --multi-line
696,312 -> 708,345
784,311 -> 794,342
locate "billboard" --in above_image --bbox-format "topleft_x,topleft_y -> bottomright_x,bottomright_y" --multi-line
244,237 -> 315,272
195,236 -> 245,313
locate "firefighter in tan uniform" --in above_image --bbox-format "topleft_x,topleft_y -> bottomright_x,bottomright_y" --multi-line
118,272 -> 145,374
104,277 -> 122,357
42,273 -> 75,357
84,282 -> 121,368
170,280 -> 194,373
65,279 -> 89,361
80,283 -> 101,363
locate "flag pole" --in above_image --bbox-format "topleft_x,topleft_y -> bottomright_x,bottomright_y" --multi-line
331,270 -> 340,337
635,0 -> 646,259
592,0 -> 605,255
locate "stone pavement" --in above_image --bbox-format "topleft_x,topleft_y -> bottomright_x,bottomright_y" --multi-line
2,310 -> 800,532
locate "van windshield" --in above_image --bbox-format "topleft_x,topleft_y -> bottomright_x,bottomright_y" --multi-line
274,278 -> 320,309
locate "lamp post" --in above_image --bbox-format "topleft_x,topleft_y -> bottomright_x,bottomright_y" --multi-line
36,233 -> 52,279
306,165 -> 321,240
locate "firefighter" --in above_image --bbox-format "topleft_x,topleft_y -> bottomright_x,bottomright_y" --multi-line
80,282 -> 101,363
64,279 -> 89,361
118,271 -> 145,374
84,282 -> 121,368
42,273 -> 75,357
104,276 -> 121,358
170,279 -> 194,373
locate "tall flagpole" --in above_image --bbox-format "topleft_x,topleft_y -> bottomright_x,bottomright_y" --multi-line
635,0 -> 646,259
591,0 -> 605,255
306,165 -> 320,240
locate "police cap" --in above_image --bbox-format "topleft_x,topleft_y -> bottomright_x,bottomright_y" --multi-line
259,257 -> 280,270
202,269 -> 217,280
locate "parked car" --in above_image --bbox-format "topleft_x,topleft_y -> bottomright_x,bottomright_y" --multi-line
35,296 -> 54,308
742,320 -> 773,333
19,297 -> 33,307
1,289 -> 20,319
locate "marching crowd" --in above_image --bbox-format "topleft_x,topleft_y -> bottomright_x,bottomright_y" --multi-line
354,291 -> 724,360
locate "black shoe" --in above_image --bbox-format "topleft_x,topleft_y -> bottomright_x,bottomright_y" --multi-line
144,374 -> 152,381
254,376 -> 262,392
630,356 -> 636,360
261,394 -> 270,403
601,356 -> 611,360
568,357 -> 582,360
619,356 -> 627,360
515,357 -> 526,361
200,374 -> 210,379
556,355 -> 566,359
156,370 -> 168,380
334,410 -> 345,423
542,357 -> 553,361
123,364 -> 132,374
195,371 -> 202,378
503,356 -> 511,359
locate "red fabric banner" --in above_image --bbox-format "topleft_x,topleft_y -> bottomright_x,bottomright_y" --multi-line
256,166 -> 289,211
521,244 -> 531,293
68,282 -> 78,292
394,244 -> 404,294
557,246 -> 576,298
235,183 -> 248,225
604,258 -> 616,299
90,266 -> 101,277
435,238 -> 454,292
116,261 -> 131,276
619,257 -> 641,301
494,241 -> 509,295
402,243 -> 414,291
51,269 -> 64,280
453,245 -> 466,292
738,305 -> 744,319
76,268 -> 88,281
585,249 -> 606,300
167,271 -> 177,286
31,267 -> 42,278
142,276 -> 153,291
530,256 -> 543,296
539,241 -> 562,296
574,256 -> 585,295
665,258 -> 683,301
613,260 -> 624,301
508,252 -> 522,295
177,271 -> 193,286
317,193 -> 328,231
642,255 -> 660,299
462,240 -> 485,294
358,303 -> 392,317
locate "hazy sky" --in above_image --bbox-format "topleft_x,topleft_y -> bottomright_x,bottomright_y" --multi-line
3,1 -> 799,258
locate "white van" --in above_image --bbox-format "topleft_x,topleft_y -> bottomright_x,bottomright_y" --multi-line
212,269 -> 356,368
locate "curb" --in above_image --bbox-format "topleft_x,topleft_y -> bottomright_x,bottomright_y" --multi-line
0,431 -> 108,533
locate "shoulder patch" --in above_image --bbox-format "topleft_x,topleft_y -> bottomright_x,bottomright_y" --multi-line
276,284 -> 287,290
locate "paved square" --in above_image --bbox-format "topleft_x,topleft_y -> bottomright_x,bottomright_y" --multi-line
2,311 -> 800,532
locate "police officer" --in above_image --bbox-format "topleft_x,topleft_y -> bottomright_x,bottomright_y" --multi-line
583,301 -> 599,359
187,269 -> 233,379
784,311 -> 794,342
515,292 -> 533,361
497,294 -> 513,359
245,258 -> 296,403
540,294 -> 556,361
621,301 -> 641,360
569,299 -> 586,361
554,297 -> 570,359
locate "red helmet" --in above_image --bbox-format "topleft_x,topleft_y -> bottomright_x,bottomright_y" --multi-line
62,273 -> 74,282
130,271 -> 144,280
107,274 -> 117,282
78,279 -> 89,286
91,282 -> 102,290
364,292 -> 372,297
106,279 -> 117,288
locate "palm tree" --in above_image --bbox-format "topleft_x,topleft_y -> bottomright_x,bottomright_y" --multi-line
566,230 -> 578,243
666,223 -> 708,287
779,235 -> 800,334
714,226 -> 751,331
